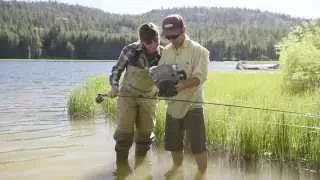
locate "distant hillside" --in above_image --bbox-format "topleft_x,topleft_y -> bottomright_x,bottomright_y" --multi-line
0,0 -> 305,60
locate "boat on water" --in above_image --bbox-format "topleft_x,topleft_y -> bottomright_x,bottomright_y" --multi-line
235,61 -> 280,70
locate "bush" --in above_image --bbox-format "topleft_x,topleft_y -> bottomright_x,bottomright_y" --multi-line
278,21 -> 320,94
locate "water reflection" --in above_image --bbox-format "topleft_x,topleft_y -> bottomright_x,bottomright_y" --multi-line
84,147 -> 154,180
164,167 -> 184,180
69,117 -> 96,136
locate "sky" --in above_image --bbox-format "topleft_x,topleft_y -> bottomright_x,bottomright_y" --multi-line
21,0 -> 319,19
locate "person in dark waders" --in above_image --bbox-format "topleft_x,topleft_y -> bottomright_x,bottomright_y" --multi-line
107,22 -> 162,178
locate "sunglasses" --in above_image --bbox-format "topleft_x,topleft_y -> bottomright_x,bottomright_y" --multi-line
165,34 -> 180,40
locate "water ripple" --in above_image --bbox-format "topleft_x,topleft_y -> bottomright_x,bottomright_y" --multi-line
0,144 -> 83,154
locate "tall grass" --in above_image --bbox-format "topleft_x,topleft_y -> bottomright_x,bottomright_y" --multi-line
68,72 -> 320,169
203,72 -> 319,169
67,76 -> 110,118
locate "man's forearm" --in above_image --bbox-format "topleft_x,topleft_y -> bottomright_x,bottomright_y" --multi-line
176,77 -> 200,92
109,68 -> 121,87
109,61 -> 126,87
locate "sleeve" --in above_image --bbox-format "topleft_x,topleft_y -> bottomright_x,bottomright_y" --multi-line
109,46 -> 134,87
191,47 -> 210,84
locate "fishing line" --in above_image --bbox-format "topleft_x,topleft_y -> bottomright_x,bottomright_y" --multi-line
96,94 -> 320,119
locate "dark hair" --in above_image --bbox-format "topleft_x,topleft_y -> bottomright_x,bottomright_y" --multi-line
139,23 -> 159,42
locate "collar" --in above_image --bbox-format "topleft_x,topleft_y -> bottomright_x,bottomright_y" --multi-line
169,35 -> 190,50
155,46 -> 162,57
137,41 -> 161,57
181,35 -> 190,48
136,41 -> 144,51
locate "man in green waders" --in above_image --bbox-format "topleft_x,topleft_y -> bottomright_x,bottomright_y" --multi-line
108,23 -> 162,167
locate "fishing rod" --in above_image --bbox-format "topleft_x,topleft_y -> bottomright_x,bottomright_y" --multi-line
95,93 -> 320,119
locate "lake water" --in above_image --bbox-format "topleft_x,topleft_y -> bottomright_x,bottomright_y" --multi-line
0,60 -> 318,180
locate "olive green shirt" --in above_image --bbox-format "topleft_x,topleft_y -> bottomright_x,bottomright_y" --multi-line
159,36 -> 209,119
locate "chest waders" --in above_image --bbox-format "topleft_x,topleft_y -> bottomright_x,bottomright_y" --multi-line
114,64 -> 158,163
121,65 -> 157,97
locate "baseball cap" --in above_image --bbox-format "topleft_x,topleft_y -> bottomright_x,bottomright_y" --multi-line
161,14 -> 184,36
139,23 -> 159,42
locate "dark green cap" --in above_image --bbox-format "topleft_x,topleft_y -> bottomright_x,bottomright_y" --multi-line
139,23 -> 159,42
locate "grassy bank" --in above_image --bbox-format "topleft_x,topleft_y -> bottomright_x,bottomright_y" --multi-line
68,72 -> 320,169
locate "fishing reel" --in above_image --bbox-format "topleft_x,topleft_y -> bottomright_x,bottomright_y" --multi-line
149,64 -> 187,97
95,93 -> 106,104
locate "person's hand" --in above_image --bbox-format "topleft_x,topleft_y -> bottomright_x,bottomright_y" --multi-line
175,78 -> 199,93
107,86 -> 119,98
157,81 -> 178,97
175,82 -> 185,93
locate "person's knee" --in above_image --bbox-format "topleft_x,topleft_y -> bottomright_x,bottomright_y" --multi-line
135,132 -> 153,154
191,141 -> 207,154
164,128 -> 183,151
135,132 -> 152,143
165,138 -> 183,152
188,128 -> 207,154
114,131 -> 134,152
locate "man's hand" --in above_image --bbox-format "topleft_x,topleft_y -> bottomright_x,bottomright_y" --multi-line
157,81 -> 178,97
175,82 -> 185,93
175,78 -> 200,92
107,86 -> 119,98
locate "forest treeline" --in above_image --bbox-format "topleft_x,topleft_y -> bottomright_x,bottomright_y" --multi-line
0,0 -> 305,60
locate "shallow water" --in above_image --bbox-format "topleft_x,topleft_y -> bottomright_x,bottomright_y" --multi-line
0,60 -> 318,180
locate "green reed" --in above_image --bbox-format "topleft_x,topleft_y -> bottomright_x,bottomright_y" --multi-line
68,72 -> 320,168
